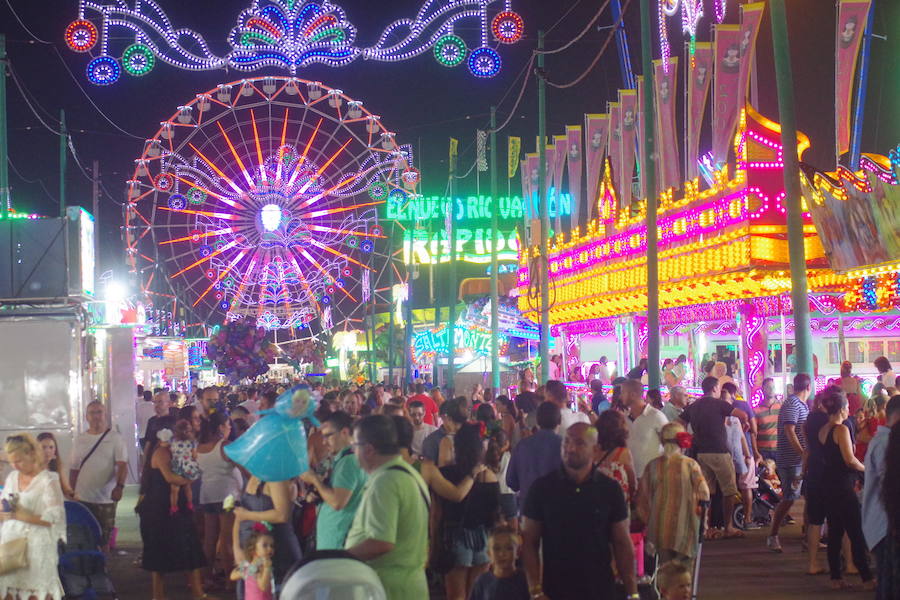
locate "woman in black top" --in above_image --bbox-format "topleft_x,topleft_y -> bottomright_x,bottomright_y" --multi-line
437,423 -> 500,600
817,388 -> 873,590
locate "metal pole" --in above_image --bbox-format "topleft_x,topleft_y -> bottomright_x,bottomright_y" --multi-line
0,35 -> 9,217
537,31 -> 551,384
92,160 -> 100,260
640,0 -> 660,388
448,169 -> 457,392
610,0 -> 636,89
490,107 -> 501,390
388,232 -> 395,386
848,0 -> 875,169
59,109 -> 67,217
405,262 -> 414,386
770,0 -> 813,377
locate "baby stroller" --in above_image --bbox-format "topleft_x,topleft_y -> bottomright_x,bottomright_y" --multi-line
731,464 -> 781,530
58,501 -> 117,599
280,550 -> 386,600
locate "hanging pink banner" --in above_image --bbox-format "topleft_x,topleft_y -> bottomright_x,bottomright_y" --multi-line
584,114 -> 609,220
543,145 -> 556,202
654,57 -> 680,191
712,25 -> 742,165
618,89 -> 638,207
607,103 -> 623,207
552,135 -> 568,231
835,0 -> 871,157
738,3 -> 765,99
523,152 -> 539,220
686,42 -> 713,179
565,125 -> 583,226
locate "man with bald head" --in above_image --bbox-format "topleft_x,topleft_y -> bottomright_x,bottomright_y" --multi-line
521,423 -> 638,600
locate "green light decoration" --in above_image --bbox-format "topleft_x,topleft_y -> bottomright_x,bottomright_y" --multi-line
433,35 -> 467,68
367,181 -> 390,201
187,187 -> 207,204
122,43 -> 155,76
310,27 -> 347,44
240,31 -> 277,46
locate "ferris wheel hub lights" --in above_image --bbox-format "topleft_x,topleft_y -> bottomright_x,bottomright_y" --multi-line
261,204 -> 283,232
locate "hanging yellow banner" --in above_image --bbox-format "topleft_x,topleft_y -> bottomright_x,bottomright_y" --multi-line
449,138 -> 459,171
508,136 -> 521,178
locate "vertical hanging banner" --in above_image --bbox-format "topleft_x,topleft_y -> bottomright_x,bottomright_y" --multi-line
449,138 -> 459,171
653,57 -> 680,191
835,0 -> 871,158
738,3 -> 765,99
552,135 -> 568,233
711,25 -> 742,166
686,42 -> 713,179
543,144 -> 556,202
523,152 -> 539,217
584,114 -> 609,220
618,89 -> 638,207
565,125 -> 583,227
508,136 -> 521,178
607,103 -> 623,205
476,130 -> 488,172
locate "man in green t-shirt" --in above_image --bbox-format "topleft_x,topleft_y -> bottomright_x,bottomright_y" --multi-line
345,415 -> 430,599
300,411 -> 367,549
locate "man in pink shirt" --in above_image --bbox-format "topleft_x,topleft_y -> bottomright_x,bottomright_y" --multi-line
406,383 -> 439,425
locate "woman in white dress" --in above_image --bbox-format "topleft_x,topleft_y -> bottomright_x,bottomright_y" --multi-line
0,433 -> 66,600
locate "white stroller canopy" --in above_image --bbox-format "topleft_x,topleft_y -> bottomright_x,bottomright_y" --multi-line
280,557 -> 387,600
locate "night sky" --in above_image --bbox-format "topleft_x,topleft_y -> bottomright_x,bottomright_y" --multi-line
1,0 -> 897,283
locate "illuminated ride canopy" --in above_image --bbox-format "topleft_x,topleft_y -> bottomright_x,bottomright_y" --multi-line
126,76 -> 414,335
66,0 -> 524,84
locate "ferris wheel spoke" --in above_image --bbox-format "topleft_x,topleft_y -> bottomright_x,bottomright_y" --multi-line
188,142 -> 247,197
158,227 -> 235,245
215,121 -> 256,189
296,138 -> 353,195
171,240 -> 239,278
192,249 -> 249,307
295,247 -> 357,302
287,118 -> 325,185
306,239 -> 373,271
159,206 -> 241,220
300,199 -> 384,220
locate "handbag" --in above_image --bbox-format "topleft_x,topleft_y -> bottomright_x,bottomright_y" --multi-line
0,537 -> 28,575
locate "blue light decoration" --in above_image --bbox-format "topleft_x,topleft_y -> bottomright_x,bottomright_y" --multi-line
86,55 -> 120,85
68,0 -> 523,82
467,46 -> 502,78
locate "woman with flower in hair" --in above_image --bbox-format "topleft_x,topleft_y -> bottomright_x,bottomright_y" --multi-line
637,422 -> 710,567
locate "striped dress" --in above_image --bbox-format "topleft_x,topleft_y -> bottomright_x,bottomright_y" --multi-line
637,453 -> 710,558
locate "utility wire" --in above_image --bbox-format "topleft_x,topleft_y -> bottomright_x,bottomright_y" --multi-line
545,0 -> 631,89
4,0 -> 53,44
52,46 -> 144,139
546,0 -> 584,35
537,0 -> 613,55
489,54 -> 534,134
7,62 -> 61,135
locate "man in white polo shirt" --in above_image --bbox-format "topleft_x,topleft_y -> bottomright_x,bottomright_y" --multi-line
621,379 -> 668,476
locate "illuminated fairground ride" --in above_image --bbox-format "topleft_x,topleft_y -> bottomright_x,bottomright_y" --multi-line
125,76 -> 417,337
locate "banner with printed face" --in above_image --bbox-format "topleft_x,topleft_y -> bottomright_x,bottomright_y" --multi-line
711,25 -> 742,165
552,135 -> 568,232
738,3 -> 765,99
523,153 -> 539,218
835,0 -> 871,157
584,114 -> 609,220
687,42 -> 713,179
543,145 -> 556,202
508,136 -> 521,179
618,89 -> 638,207
654,57 -> 680,191
565,126 -> 583,226
607,103 -> 623,207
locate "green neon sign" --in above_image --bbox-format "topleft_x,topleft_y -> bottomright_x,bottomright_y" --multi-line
385,193 -> 571,223
402,227 -> 520,264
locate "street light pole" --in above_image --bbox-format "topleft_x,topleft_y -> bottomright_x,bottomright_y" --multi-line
537,31 -> 550,384
639,0 -> 660,388
770,0 -> 813,376
490,106 -> 501,391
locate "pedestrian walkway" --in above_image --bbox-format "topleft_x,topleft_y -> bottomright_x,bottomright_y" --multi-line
698,524 -> 864,599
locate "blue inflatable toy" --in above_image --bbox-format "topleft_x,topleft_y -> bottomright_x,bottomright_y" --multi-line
224,385 -> 318,481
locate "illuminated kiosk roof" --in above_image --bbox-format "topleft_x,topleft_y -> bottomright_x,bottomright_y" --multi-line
515,106 -> 899,327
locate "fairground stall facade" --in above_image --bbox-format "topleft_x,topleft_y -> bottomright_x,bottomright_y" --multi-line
515,107 -> 900,405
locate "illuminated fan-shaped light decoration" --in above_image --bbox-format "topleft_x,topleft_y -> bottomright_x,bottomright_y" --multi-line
67,0 -> 523,82
125,76 -> 412,336
65,19 -> 97,52
659,0 -> 721,72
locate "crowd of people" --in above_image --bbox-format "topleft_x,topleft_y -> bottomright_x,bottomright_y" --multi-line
1,353 -> 899,600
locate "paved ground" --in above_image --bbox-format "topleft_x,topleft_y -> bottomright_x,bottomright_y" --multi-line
107,487 -> 869,599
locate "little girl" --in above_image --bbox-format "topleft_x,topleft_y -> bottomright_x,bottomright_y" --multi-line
487,431 -> 516,529
231,524 -> 275,600
158,420 -> 201,513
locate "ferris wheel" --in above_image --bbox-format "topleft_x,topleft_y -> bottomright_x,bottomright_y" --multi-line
125,76 -> 416,337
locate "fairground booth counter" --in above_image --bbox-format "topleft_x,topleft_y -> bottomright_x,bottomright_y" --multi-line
515,107 -> 900,405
